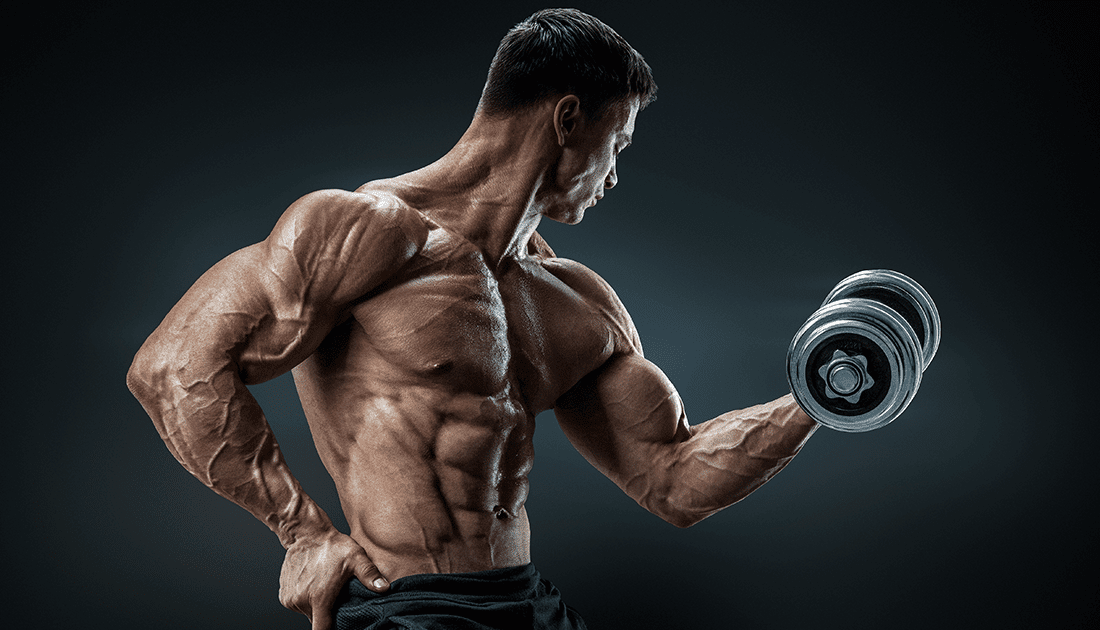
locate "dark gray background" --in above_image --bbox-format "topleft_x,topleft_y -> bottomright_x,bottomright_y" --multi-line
5,1 -> 1096,628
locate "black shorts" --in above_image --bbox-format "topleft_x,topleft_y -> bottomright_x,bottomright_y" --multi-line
334,563 -> 587,630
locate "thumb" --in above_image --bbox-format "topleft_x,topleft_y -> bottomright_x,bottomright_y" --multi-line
353,557 -> 389,593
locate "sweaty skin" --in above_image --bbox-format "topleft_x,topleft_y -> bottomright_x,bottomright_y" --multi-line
128,96 -> 817,629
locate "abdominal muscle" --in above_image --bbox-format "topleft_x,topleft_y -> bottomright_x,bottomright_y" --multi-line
293,365 -> 537,581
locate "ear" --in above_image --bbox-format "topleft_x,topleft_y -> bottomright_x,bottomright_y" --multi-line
553,95 -> 582,147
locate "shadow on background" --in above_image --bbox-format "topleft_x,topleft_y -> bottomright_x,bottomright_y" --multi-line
4,1 -> 1096,628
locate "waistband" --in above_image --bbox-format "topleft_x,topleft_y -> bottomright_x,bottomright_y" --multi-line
345,563 -> 541,602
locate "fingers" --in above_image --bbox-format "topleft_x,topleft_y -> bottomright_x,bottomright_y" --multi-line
353,556 -> 389,593
277,531 -> 387,630
308,556 -> 382,630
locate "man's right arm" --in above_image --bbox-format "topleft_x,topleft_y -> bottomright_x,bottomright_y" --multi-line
126,189 -> 426,627
551,263 -> 817,529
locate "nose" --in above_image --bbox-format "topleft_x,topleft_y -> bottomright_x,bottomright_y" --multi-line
605,164 -> 618,189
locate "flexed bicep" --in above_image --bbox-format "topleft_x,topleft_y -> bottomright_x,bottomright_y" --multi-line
554,348 -> 817,529
554,352 -> 692,503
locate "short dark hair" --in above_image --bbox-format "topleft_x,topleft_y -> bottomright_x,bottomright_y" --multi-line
479,8 -> 657,119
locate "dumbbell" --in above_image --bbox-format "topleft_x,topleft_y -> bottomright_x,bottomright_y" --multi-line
786,270 -> 940,432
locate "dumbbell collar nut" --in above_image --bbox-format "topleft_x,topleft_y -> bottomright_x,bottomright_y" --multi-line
818,349 -> 875,403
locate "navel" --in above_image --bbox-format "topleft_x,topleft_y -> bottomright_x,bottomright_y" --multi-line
427,359 -> 454,375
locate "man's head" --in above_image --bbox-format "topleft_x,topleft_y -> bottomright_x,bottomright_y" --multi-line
537,95 -> 637,225
478,8 -> 657,121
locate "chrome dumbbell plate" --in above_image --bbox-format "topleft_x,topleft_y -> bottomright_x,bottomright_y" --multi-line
823,269 -> 940,369
787,298 -> 923,432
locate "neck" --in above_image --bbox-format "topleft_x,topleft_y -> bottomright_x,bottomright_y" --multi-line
384,104 -> 561,267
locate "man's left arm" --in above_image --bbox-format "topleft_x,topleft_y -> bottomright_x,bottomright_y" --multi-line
554,334 -> 817,528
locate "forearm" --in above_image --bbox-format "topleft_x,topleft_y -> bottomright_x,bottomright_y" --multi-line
128,350 -> 333,548
648,394 -> 817,527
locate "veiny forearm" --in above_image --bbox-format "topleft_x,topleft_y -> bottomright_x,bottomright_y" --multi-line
128,346 -> 333,548
556,353 -> 820,528
642,394 -> 817,528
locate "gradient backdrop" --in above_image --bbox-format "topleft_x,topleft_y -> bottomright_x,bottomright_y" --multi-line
5,1 -> 1096,628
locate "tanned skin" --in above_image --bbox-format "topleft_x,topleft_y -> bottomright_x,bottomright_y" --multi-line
127,95 -> 817,630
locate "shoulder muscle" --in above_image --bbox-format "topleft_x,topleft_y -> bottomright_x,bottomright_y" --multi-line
540,257 -> 643,355
263,189 -> 429,306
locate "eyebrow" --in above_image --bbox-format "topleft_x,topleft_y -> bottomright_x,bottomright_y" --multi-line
620,133 -> 632,146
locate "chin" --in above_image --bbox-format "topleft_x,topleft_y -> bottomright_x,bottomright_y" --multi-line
545,205 -> 586,225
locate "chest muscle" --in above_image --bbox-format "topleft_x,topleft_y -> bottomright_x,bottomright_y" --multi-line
350,251 -> 611,409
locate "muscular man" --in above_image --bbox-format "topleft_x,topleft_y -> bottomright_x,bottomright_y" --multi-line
128,9 -> 817,629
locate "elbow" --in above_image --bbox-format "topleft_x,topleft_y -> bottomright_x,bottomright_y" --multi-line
654,496 -> 718,528
648,474 -> 745,529
638,483 -> 713,529
629,460 -> 714,529
660,509 -> 704,529
128,337 -> 238,420
127,347 -> 154,399
127,339 -> 175,406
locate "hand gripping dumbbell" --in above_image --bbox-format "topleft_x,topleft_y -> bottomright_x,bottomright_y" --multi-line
787,270 -> 940,432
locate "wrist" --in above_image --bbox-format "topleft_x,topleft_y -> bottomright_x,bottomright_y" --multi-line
779,392 -> 818,428
269,496 -> 335,549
